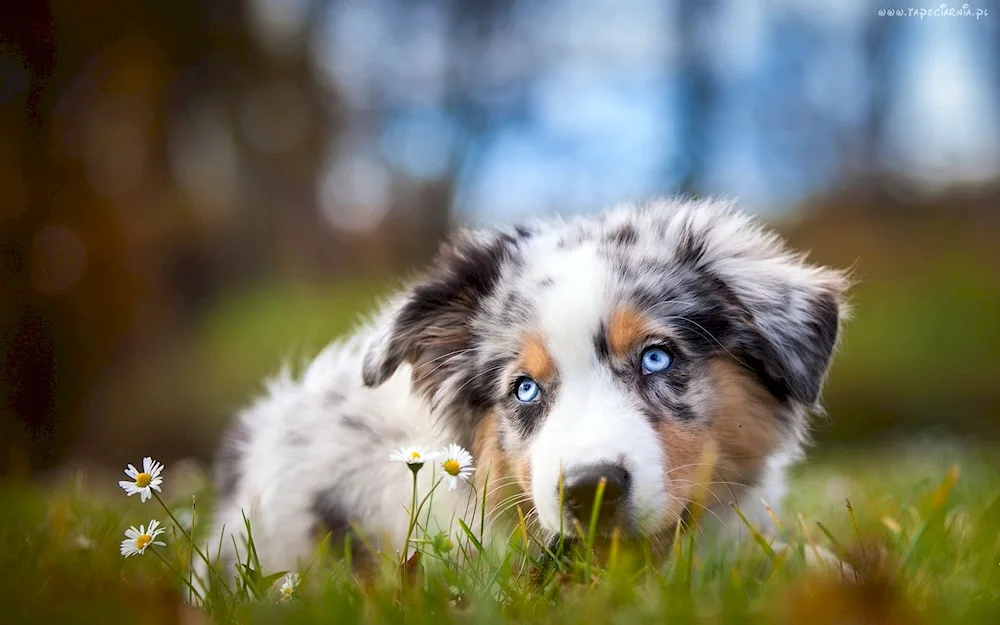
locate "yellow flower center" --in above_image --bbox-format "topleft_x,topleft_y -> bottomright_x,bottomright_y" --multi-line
409,451 -> 421,461
135,472 -> 151,488
443,459 -> 461,477
135,534 -> 152,550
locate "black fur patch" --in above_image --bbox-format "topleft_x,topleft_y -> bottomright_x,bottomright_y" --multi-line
360,232 -> 529,454
701,271 -> 752,322
312,493 -> 353,538
363,232 -> 521,389
605,224 -> 638,247
675,223 -> 708,265
341,414 -> 379,438
636,363 -> 696,423
509,399 -> 547,439
764,290 -> 840,404
592,321 -> 610,363
311,492 -> 371,564
729,332 -> 793,403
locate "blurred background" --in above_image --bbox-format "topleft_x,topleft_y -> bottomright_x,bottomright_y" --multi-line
1,0 -> 998,478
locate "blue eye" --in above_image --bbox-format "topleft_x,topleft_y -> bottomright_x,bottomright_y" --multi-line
640,347 -> 672,375
514,377 -> 541,403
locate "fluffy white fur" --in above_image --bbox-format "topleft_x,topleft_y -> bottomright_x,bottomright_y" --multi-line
197,197 -> 848,590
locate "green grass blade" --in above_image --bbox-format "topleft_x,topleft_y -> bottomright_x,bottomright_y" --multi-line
731,503 -> 781,564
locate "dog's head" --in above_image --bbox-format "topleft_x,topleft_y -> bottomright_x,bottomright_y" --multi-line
363,198 -> 848,540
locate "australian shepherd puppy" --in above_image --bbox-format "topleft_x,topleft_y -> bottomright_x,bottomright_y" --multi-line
201,197 -> 848,579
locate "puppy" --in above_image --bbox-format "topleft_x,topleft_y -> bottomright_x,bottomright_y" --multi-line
200,197 -> 848,581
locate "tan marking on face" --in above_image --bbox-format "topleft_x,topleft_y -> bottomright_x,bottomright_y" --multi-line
472,411 -> 505,492
654,358 -> 784,533
511,455 -> 532,494
471,412 -> 527,508
519,333 -> 555,382
471,412 -> 535,543
607,306 -> 650,358
705,358 -> 784,500
655,413 -> 708,525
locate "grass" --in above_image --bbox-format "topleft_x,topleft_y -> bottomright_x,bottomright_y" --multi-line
2,442 -> 998,624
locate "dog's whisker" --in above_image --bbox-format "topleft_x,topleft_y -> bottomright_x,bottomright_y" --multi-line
484,501 -> 535,536
483,479 -> 531,500
670,494 -> 730,530
449,362 -> 506,398
414,348 -> 476,382
663,462 -> 756,486
481,474 -> 532,487
485,497 -> 534,524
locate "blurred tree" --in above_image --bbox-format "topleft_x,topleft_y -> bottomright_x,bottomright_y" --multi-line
0,0 -> 286,474
1,0 -> 126,475
675,0 -> 718,196
857,7 -> 895,202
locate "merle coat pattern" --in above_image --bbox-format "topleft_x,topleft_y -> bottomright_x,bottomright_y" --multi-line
201,197 -> 849,579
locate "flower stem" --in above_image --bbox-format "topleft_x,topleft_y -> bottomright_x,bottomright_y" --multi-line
152,548 -> 204,604
399,468 -> 420,575
153,492 -> 232,595
188,495 -> 197,602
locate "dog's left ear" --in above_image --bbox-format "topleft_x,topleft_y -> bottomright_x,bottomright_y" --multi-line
361,229 -> 520,402
665,200 -> 849,407
729,261 -> 849,407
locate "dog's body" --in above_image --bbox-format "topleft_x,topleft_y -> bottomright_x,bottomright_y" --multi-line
204,198 -> 847,577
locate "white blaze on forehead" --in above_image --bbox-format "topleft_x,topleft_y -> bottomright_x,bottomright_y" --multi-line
525,243 -> 669,535
532,243 -> 609,369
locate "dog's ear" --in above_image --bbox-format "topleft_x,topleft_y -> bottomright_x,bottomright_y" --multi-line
730,262 -> 848,406
362,229 -> 520,398
669,202 -> 849,407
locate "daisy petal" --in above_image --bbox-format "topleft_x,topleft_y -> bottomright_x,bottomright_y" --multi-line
438,444 -> 476,489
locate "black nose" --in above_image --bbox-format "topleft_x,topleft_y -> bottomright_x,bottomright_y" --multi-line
562,463 -> 631,526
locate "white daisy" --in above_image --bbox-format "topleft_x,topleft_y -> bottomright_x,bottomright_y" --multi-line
120,519 -> 167,558
438,444 -> 475,491
279,573 -> 299,603
118,456 -> 164,502
389,446 -> 439,472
